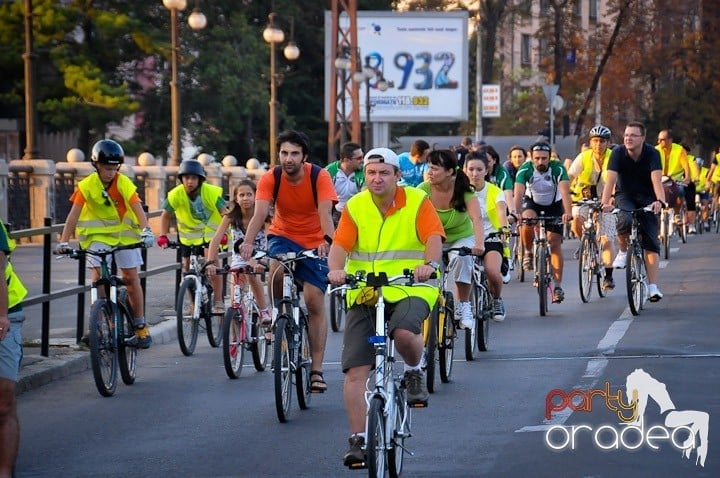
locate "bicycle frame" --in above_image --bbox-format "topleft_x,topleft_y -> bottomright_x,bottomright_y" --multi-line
521,213 -> 562,315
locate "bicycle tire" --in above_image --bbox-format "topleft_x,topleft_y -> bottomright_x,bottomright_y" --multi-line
296,313 -> 312,410
517,240 -> 526,283
595,241 -> 607,298
329,289 -> 345,332
661,212 -> 670,260
366,396 -> 387,478
679,206 -> 688,244
89,300 -> 118,397
465,284 -> 478,360
117,296 -> 137,386
424,307 -> 438,394
476,284 -> 489,352
176,278 -> 199,356
388,388 -> 408,478
627,246 -> 643,316
273,315 -> 293,423
250,310 -> 269,372
222,308 -> 244,379
578,237 -> 593,303
438,291 -> 454,383
538,247 -> 549,316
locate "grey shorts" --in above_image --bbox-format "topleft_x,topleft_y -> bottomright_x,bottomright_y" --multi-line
0,310 -> 24,382
341,297 -> 429,373
85,242 -> 143,270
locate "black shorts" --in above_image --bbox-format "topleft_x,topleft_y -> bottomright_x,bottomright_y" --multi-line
521,198 -> 564,235
179,243 -> 207,258
684,182 -> 696,211
615,196 -> 660,254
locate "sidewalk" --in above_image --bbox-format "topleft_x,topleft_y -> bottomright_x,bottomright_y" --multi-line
16,305 -> 179,396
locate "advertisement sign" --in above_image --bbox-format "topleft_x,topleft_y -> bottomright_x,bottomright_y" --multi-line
482,84 -> 501,118
324,11 -> 469,123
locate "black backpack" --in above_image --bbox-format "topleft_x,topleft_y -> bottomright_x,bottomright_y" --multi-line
272,163 -> 322,208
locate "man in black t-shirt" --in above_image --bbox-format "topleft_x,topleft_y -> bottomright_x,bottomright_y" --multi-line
601,121 -> 666,302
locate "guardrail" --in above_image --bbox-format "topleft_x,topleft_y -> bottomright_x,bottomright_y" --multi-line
8,210 -> 191,357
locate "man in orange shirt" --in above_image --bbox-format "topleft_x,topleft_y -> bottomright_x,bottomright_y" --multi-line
239,130 -> 337,392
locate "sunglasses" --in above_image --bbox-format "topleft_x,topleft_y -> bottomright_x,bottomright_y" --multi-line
101,190 -> 117,207
531,144 -> 551,152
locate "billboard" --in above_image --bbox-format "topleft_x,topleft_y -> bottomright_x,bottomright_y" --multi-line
482,84 -> 501,118
324,11 -> 469,123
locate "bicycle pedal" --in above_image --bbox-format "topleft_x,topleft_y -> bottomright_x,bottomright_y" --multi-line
347,461 -> 367,470
408,400 -> 428,408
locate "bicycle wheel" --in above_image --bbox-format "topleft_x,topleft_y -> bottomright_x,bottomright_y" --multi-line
250,310 -> 269,372
388,388 -> 409,478
476,285 -> 489,352
176,278 -> 200,356
329,289 -> 345,332
366,396 -> 387,478
578,237 -> 593,303
424,307 -> 438,394
222,308 -> 244,379
465,284 -> 478,360
117,296 -> 137,386
517,240 -> 526,282
661,212 -> 670,260
89,300 -> 118,397
596,249 -> 607,298
296,314 -> 312,410
438,291 -> 455,383
626,246 -> 643,316
537,247 -> 549,316
273,315 -> 293,423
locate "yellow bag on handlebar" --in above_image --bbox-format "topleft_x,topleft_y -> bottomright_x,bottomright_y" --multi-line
355,286 -> 378,306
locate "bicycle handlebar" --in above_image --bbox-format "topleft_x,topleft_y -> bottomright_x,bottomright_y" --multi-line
327,269 -> 437,295
214,264 -> 267,282
56,242 -> 145,260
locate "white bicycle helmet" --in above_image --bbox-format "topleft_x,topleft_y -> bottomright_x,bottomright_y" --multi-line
589,125 -> 611,140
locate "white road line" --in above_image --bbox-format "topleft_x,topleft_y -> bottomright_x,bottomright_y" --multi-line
659,261 -> 668,269
515,308 -> 635,433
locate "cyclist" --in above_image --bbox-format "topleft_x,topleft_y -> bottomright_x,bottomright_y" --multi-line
397,139 -> 431,187
682,144 -> 703,233
239,129 -> 336,393
503,145 -> 527,184
464,151 -> 511,321
327,147 -> 444,467
0,220 -> 28,475
56,140 -> 155,348
325,142 -> 364,225
691,156 -> 711,230
417,149 -> 485,329
205,180 -> 271,326
514,141 -> 573,303
705,147 -> 720,211
568,125 -> 618,290
601,121 -> 665,302
655,129 -> 692,232
157,159 -> 228,314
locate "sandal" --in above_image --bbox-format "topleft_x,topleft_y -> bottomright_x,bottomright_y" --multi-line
310,370 -> 327,393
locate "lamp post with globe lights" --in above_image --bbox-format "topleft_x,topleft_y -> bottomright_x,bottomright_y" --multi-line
351,54 -> 388,151
263,13 -> 300,167
162,0 -> 206,166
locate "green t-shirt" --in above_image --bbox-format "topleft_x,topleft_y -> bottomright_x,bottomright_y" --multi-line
417,181 -> 475,243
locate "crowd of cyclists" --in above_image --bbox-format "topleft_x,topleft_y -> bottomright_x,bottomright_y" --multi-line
46,122 -> 720,470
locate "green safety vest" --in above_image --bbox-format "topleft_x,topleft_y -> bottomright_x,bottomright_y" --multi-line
571,149 -> 611,202
167,183 -> 223,245
2,222 -> 27,310
656,143 -> 685,181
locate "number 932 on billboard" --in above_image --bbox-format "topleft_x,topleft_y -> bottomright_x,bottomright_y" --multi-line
324,11 -> 469,123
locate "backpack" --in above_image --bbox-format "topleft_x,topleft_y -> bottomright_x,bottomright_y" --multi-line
271,163 -> 322,213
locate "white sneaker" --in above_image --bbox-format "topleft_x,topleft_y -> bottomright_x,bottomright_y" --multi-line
612,251 -> 627,269
457,301 -> 474,329
647,284 -> 663,302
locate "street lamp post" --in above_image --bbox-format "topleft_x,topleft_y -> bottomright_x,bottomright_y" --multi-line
345,53 -> 388,151
162,0 -> 206,166
263,13 -> 300,168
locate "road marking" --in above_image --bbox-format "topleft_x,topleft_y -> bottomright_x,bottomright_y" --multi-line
515,307 -> 635,433
659,261 -> 668,269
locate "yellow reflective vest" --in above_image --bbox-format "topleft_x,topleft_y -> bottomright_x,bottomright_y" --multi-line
76,173 -> 142,249
655,143 -> 686,181
344,187 -> 439,309
712,153 -> 720,182
167,183 -> 223,245
1,222 -> 28,311
571,149 -> 611,202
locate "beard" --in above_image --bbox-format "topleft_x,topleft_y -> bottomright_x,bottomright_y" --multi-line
536,163 -> 549,173
282,161 -> 302,176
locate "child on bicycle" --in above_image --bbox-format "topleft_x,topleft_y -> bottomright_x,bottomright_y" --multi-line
55,140 -> 155,348
206,180 -> 271,326
157,159 -> 228,314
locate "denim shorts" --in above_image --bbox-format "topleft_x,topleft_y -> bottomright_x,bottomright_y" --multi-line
267,235 -> 328,291
0,310 -> 25,382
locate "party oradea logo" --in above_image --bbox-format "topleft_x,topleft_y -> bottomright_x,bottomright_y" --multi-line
544,368 -> 709,467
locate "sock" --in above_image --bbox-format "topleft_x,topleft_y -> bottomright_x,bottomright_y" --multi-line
605,268 -> 613,279
403,362 -> 422,372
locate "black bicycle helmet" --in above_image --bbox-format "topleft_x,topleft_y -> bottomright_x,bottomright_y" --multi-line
588,125 -> 611,140
91,139 -> 124,164
177,159 -> 206,180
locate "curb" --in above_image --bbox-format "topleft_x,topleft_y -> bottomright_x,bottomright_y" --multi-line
16,316 -> 178,396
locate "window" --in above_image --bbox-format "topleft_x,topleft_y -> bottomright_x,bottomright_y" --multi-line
540,0 -> 550,15
589,0 -> 598,20
573,0 -> 582,17
521,34 -> 531,66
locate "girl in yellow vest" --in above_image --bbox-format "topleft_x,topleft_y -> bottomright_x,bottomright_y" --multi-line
56,140 -> 155,348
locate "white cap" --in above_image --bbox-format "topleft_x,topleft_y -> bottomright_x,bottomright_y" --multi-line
363,147 -> 399,168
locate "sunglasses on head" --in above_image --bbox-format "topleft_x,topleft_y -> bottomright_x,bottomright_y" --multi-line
531,144 -> 551,152
101,190 -> 116,207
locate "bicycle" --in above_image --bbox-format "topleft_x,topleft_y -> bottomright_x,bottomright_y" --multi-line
574,199 -> 607,303
521,213 -> 563,316
254,248 -> 316,423
330,270 -> 435,476
617,206 -> 653,316
167,242 -> 223,356
217,265 -> 271,379
59,243 -> 145,397
658,206 -> 673,260
329,285 -> 346,332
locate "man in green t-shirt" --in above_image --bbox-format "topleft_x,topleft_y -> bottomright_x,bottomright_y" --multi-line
325,142 -> 364,224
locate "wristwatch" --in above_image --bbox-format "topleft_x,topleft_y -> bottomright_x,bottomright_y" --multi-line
425,261 -> 441,271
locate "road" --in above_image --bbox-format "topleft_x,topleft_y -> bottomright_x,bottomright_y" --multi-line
14,233 -> 720,477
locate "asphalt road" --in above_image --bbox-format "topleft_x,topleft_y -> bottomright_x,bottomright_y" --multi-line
13,232 -> 720,477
